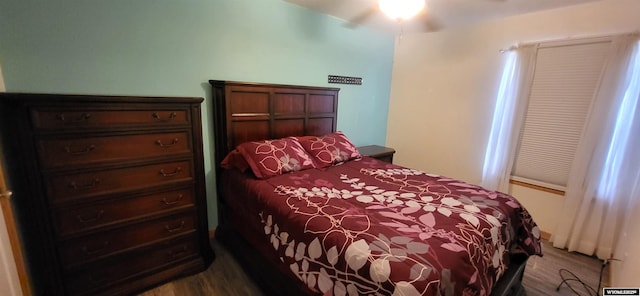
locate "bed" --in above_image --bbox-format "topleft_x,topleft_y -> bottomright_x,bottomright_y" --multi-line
209,80 -> 542,296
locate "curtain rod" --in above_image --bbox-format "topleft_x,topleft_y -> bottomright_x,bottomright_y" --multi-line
499,30 -> 640,53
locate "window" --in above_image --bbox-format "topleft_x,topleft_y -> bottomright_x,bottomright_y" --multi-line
511,38 -> 612,191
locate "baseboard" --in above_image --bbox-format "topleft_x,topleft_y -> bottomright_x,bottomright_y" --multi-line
540,230 -> 551,240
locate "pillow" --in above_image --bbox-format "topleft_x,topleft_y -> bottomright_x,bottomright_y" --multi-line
294,135 -> 318,142
220,149 -> 249,172
299,131 -> 361,168
236,137 -> 316,179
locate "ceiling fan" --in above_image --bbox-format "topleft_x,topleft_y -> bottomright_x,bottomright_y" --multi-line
346,0 -> 441,32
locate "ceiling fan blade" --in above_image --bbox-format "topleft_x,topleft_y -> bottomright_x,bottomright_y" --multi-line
345,6 -> 378,28
423,14 -> 441,32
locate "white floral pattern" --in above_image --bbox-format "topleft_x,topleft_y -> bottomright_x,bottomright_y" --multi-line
299,132 -> 361,167
254,159 -> 542,295
237,137 -> 315,179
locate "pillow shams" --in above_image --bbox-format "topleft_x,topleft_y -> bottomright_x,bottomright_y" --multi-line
221,149 -> 249,172
236,137 -> 316,179
299,131 -> 361,168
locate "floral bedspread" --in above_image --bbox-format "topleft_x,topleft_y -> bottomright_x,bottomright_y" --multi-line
225,157 -> 542,296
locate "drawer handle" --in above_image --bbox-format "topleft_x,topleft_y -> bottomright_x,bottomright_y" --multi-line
165,221 -> 185,233
159,167 -> 182,177
65,144 -> 96,155
81,241 -> 110,255
152,112 -> 177,122
162,194 -> 184,205
56,113 -> 91,122
76,210 -> 105,223
0,190 -> 12,200
69,178 -> 101,190
155,138 -> 179,148
167,246 -> 188,259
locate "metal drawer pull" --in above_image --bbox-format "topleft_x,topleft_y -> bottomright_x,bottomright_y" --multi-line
56,113 -> 91,122
159,167 -> 182,177
152,112 -> 177,122
167,246 -> 188,259
162,194 -> 184,205
165,221 -> 185,233
76,210 -> 105,223
69,178 -> 101,190
65,144 -> 96,155
82,241 -> 110,255
0,191 -> 12,200
155,138 -> 179,148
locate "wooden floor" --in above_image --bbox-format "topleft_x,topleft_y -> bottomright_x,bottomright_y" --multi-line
523,240 -> 609,296
140,239 -> 608,296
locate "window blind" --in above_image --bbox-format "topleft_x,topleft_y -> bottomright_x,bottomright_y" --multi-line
512,40 -> 612,187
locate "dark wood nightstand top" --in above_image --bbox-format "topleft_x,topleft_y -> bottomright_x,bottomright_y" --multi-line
357,145 -> 396,163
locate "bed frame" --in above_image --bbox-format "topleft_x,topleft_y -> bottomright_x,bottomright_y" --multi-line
208,80 -> 528,296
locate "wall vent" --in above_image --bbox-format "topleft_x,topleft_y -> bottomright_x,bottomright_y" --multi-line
328,75 -> 362,85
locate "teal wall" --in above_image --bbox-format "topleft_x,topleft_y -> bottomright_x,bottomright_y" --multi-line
0,0 -> 395,229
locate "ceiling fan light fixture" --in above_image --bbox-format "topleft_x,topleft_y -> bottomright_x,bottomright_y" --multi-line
379,0 -> 425,21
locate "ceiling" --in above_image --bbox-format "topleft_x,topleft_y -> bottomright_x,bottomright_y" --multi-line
284,0 -> 602,33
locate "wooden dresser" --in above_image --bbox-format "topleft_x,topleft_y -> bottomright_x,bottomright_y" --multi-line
0,93 -> 214,295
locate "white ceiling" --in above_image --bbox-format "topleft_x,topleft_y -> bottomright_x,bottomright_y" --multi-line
284,0 -> 602,33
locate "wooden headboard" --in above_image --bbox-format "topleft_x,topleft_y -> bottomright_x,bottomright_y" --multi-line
209,80 -> 340,168
209,80 -> 340,229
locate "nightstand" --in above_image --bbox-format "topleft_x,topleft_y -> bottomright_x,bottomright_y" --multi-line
357,145 -> 396,164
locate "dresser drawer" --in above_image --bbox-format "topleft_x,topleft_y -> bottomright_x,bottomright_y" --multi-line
31,108 -> 190,130
54,188 -> 195,237
47,160 -> 192,203
65,235 -> 199,295
38,132 -> 192,169
60,212 -> 196,267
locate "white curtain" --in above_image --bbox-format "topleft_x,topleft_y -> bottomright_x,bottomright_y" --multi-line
552,34 -> 640,260
482,45 -> 537,192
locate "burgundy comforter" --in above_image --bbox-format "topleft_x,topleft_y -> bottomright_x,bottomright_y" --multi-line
221,157 -> 542,296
